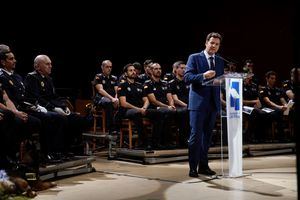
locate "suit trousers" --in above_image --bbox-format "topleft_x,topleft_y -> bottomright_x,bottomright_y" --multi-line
188,102 -> 217,171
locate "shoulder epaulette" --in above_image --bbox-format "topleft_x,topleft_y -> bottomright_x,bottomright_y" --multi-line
28,71 -> 37,75
144,79 -> 151,84
169,79 -> 175,84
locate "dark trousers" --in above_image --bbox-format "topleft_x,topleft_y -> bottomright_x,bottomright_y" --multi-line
122,109 -> 145,145
95,96 -> 115,132
188,104 -> 217,171
0,109 -> 41,169
244,108 -> 270,142
151,108 -> 176,146
117,108 -> 173,147
1,109 -> 17,168
29,111 -> 67,154
175,107 -> 190,147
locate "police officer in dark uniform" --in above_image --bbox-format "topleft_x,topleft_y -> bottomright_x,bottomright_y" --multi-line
282,68 -> 299,139
0,85 -> 21,169
118,62 -> 143,84
163,61 -> 180,83
24,55 -> 89,155
243,76 -> 268,143
163,73 -> 176,83
260,71 -> 287,141
169,61 -> 190,147
0,46 -> 41,158
137,59 -> 153,84
117,64 -> 147,148
282,67 -> 299,101
243,59 -> 259,85
117,64 -> 167,149
0,49 -> 67,161
92,60 -> 118,133
144,62 -> 176,148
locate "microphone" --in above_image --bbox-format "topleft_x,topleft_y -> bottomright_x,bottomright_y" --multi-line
215,55 -> 238,64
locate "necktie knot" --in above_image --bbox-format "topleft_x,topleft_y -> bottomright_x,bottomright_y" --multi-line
209,56 -> 215,69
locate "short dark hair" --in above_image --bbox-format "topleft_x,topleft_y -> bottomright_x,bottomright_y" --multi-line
133,62 -> 142,71
206,32 -> 222,42
172,61 -> 185,69
265,71 -> 277,79
143,59 -> 153,68
123,63 -> 134,73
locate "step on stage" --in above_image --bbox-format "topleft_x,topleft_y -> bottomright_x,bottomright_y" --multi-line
39,156 -> 96,181
114,143 -> 296,164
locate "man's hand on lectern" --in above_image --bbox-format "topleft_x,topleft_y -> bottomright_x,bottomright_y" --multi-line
204,70 -> 216,79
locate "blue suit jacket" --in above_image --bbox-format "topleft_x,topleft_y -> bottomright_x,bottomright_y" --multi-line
184,51 -> 224,111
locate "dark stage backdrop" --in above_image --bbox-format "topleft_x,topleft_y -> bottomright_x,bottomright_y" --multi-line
1,1 -> 298,99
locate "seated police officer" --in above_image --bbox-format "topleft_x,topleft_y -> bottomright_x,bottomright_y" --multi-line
24,55 -> 89,155
163,61 -> 178,83
0,45 -> 41,160
282,67 -> 300,101
92,60 -> 118,134
144,62 -> 176,148
168,61 -> 190,147
260,71 -> 288,142
117,64 -> 167,149
243,75 -> 269,143
117,64 -> 149,148
0,46 -> 68,163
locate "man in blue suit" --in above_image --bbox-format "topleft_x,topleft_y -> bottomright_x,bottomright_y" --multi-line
184,32 -> 224,177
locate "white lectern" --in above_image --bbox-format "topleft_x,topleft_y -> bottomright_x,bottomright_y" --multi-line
204,72 -> 253,177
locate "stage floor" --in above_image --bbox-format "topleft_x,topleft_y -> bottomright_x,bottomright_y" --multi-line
34,154 -> 297,200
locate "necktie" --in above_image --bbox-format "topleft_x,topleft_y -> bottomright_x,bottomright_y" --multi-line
209,56 -> 215,70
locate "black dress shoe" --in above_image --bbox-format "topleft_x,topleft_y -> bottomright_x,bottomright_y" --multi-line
198,167 -> 216,175
189,170 -> 199,178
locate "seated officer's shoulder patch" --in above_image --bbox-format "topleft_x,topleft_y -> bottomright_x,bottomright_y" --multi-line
169,79 -> 175,84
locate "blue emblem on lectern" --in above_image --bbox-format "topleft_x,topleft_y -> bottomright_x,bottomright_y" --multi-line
230,81 -> 240,111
